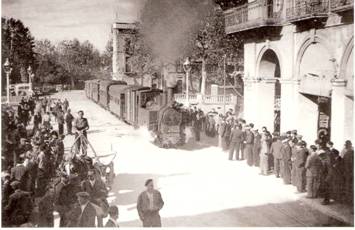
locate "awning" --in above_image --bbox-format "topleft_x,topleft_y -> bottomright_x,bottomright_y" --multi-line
299,74 -> 332,97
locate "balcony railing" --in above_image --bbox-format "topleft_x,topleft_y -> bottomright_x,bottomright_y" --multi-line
331,0 -> 354,12
225,0 -> 281,34
286,0 -> 330,22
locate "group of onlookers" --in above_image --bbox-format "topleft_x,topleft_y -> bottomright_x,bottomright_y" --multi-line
187,107 -> 354,207
1,95 -> 164,228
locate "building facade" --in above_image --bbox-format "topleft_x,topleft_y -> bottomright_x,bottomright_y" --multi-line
217,0 -> 353,149
112,22 -> 136,81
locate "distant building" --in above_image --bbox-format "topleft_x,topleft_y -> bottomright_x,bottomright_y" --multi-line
216,0 -> 353,149
112,22 -> 137,81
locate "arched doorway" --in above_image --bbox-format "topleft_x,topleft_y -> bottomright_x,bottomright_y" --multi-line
258,49 -> 281,133
298,40 -> 334,143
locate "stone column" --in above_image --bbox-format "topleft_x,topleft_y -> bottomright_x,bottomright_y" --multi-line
243,78 -> 259,125
255,78 -> 277,131
331,79 -> 349,149
279,79 -> 300,133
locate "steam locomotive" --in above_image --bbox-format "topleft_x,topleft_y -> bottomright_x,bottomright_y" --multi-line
84,79 -> 185,148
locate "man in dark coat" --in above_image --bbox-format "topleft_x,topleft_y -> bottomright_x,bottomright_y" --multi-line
295,141 -> 308,193
328,148 -> 344,203
65,109 -> 74,135
290,139 -> 298,186
229,124 -> 244,161
281,139 -> 292,184
305,145 -> 322,198
270,135 -> 283,178
75,191 -> 97,227
57,174 -> 82,227
253,129 -> 261,167
81,170 -> 108,227
137,179 -> 164,227
38,185 -> 54,227
192,113 -> 202,142
74,110 -> 90,155
4,181 -> 33,227
244,126 -> 254,166
342,140 -> 354,206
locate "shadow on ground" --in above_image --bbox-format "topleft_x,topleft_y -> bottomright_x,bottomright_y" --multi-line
118,201 -> 351,227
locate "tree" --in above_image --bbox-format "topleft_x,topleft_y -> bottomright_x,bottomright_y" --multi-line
2,17 -> 36,88
186,7 -> 244,94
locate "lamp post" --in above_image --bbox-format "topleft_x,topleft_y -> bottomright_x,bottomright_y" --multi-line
27,65 -> 34,94
3,58 -> 12,104
183,57 -> 192,106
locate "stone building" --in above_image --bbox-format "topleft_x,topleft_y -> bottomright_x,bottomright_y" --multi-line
112,22 -> 137,81
216,0 -> 353,149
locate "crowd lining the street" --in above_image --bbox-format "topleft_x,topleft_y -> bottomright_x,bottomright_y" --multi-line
181,105 -> 354,207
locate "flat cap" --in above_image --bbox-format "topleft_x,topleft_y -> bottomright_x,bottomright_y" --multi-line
76,191 -> 90,198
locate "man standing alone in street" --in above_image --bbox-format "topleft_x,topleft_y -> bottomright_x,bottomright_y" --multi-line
137,179 -> 164,227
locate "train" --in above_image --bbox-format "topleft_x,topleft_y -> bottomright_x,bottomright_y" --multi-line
85,79 -> 185,148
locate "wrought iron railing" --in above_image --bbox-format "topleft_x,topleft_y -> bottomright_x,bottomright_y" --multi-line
225,0 -> 281,33
286,0 -> 330,20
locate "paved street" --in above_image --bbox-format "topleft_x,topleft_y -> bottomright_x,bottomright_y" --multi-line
54,90 -> 349,227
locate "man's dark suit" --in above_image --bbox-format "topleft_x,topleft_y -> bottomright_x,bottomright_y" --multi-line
78,202 -> 96,227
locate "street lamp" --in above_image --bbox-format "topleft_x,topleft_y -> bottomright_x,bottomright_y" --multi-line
3,58 -> 12,104
183,57 -> 192,106
27,65 -> 34,94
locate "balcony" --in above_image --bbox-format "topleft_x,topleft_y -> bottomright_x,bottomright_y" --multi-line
331,0 -> 353,13
286,0 -> 330,23
224,0 -> 281,34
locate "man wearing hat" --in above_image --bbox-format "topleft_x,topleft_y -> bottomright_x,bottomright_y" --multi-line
75,191 -> 96,227
244,125 -> 254,166
229,124 -> 244,161
4,181 -> 33,227
295,141 -> 308,193
252,129 -> 261,167
270,134 -> 283,178
305,145 -> 322,198
57,174 -> 82,227
281,138 -> 292,184
81,170 -> 108,227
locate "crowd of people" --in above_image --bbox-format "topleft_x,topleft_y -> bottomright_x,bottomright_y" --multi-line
183,106 -> 354,207
1,96 -> 117,227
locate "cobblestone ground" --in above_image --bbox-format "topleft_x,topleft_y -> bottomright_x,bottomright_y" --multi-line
53,90 -> 350,227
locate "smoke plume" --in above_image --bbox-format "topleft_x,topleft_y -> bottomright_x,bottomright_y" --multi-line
139,0 -> 214,63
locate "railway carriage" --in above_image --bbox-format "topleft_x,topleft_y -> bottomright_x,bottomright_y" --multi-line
108,84 -> 132,119
98,80 -> 127,109
91,80 -> 101,103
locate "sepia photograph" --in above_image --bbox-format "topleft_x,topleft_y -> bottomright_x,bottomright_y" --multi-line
0,0 -> 354,228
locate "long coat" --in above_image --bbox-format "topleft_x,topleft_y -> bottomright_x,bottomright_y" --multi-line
244,131 -> 254,166
4,189 -> 33,227
343,149 -> 354,204
295,147 -> 308,192
137,190 -> 164,227
281,143 -> 292,184
305,152 -> 322,198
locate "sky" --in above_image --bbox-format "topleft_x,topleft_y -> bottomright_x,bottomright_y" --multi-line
2,0 -> 145,52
